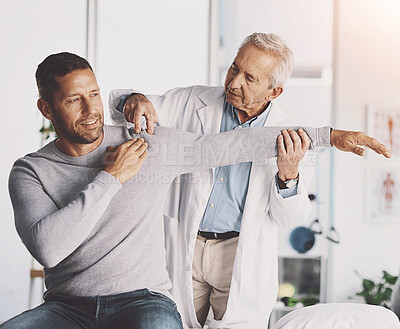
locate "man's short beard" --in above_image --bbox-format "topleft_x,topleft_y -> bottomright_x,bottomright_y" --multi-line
52,114 -> 104,145
65,125 -> 103,144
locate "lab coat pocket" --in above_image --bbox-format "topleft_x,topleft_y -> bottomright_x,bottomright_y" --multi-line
163,214 -> 183,274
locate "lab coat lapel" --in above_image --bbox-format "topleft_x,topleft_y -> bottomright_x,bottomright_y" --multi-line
241,102 -> 282,228
195,88 -> 225,180
196,88 -> 225,134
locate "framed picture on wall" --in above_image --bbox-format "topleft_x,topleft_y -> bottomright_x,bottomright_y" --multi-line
367,106 -> 400,158
365,166 -> 400,224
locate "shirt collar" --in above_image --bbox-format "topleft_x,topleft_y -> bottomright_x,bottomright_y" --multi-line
225,99 -> 271,128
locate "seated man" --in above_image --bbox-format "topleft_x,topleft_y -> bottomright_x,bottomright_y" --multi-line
1,52 -> 390,329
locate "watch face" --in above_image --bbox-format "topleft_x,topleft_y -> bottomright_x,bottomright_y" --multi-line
286,179 -> 298,188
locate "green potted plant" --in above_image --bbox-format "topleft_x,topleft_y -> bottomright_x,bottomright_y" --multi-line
39,120 -> 56,140
355,270 -> 398,308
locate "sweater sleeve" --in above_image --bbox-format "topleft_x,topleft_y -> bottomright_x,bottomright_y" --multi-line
9,165 -> 122,268
147,126 -> 331,176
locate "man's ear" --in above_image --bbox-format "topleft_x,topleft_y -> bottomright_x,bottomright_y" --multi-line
37,98 -> 53,120
265,86 -> 284,102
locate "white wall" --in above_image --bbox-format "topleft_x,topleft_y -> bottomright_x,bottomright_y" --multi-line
96,0 -> 209,124
0,0 -> 87,320
330,0 -> 400,302
220,0 -> 332,68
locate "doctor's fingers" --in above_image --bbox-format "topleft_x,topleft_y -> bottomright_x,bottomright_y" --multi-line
133,103 -> 158,135
144,113 -> 158,135
288,129 -> 302,152
298,128 -> 311,153
281,130 -> 294,152
277,135 -> 287,155
122,93 -> 157,134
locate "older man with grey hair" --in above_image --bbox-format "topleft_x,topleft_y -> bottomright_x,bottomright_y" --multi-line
109,33 -> 390,328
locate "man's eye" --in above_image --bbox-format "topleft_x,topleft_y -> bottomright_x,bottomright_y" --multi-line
246,76 -> 254,83
91,93 -> 98,97
66,97 -> 79,104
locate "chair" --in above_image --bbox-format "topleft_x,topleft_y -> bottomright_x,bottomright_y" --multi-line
28,258 -> 44,308
274,303 -> 400,329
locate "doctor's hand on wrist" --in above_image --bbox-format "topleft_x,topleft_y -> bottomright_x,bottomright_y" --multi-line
330,129 -> 391,158
277,129 -> 310,181
123,94 -> 158,135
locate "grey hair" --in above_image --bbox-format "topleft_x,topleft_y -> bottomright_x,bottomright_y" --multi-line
238,32 -> 294,89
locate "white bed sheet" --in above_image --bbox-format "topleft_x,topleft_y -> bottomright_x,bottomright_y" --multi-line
274,303 -> 400,329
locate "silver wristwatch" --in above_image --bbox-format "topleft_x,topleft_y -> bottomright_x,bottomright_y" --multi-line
276,173 -> 299,189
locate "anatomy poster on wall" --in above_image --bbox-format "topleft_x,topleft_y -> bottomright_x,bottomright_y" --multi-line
367,106 -> 400,158
365,167 -> 400,223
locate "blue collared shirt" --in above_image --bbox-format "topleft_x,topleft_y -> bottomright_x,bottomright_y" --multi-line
198,99 -> 297,233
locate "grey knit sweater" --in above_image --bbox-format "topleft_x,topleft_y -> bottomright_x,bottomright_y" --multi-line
8,125 -> 330,300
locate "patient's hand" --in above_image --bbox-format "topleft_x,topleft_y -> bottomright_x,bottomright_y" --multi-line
330,129 -> 391,158
103,138 -> 149,183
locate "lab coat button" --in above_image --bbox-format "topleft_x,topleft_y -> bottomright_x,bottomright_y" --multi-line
190,233 -> 196,239
185,265 -> 190,271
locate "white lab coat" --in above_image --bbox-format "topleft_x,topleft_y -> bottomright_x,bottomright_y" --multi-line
109,86 -> 312,329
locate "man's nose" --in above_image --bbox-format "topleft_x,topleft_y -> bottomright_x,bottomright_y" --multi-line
82,98 -> 97,114
230,74 -> 243,89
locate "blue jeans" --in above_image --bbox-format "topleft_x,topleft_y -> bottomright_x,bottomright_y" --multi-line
0,289 -> 183,329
